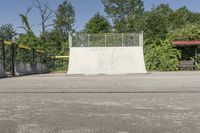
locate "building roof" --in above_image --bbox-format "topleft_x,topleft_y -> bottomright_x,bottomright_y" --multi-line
172,41 -> 200,46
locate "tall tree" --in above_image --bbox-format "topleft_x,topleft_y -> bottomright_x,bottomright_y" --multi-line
35,0 -> 55,34
84,12 -> 112,33
144,9 -> 168,40
0,24 -> 17,40
169,23 -> 200,41
126,15 -> 145,32
169,6 -> 194,29
102,0 -> 144,32
54,0 -> 75,40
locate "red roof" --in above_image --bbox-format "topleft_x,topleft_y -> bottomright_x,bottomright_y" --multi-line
172,41 -> 200,46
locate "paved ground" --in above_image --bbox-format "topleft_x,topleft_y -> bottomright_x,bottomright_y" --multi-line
0,72 -> 200,133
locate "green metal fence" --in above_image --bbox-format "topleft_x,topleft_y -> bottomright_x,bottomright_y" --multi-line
0,40 -> 47,76
70,33 -> 142,47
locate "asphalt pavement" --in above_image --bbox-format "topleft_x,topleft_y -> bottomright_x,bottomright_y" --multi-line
0,72 -> 200,133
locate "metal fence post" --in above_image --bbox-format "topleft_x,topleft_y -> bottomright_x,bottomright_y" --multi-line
105,33 -> 107,47
139,31 -> 144,46
122,33 -> 124,46
68,33 -> 72,48
0,40 -> 6,70
10,42 -> 15,76
32,48 -> 35,63
88,34 -> 90,46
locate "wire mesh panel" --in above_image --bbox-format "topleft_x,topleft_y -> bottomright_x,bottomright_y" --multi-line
5,45 -> 11,73
104,33 -> 120,47
16,48 -> 32,63
72,33 -> 141,47
74,33 -> 88,47
89,34 -> 105,47
123,33 -> 140,46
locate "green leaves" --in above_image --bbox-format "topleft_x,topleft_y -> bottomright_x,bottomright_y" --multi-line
84,12 -> 112,34
54,0 -> 75,40
145,39 -> 181,71
102,0 -> 144,32
169,23 -> 200,41
0,24 -> 17,41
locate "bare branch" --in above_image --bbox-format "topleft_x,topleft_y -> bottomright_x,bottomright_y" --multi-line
35,0 -> 55,33
44,23 -> 54,28
17,26 -> 28,33
25,0 -> 36,16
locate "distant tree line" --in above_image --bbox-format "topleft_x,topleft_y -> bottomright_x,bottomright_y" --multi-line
1,0 -> 200,71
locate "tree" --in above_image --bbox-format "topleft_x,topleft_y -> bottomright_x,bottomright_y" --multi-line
155,4 -> 173,17
169,23 -> 200,41
126,15 -> 145,32
39,30 -> 67,55
35,0 -> 55,33
169,6 -> 194,29
102,0 -> 144,32
144,9 -> 168,40
0,24 -> 17,40
54,0 -> 75,40
84,12 -> 112,33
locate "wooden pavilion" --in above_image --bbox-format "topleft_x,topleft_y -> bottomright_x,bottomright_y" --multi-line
171,41 -> 200,70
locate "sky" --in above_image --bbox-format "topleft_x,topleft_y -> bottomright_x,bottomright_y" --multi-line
0,0 -> 200,35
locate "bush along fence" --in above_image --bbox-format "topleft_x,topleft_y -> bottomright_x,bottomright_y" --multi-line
47,56 -> 69,72
0,40 -> 48,78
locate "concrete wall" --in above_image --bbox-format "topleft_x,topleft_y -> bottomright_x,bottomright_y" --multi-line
67,47 -> 147,75
0,63 -> 6,78
15,62 -> 48,76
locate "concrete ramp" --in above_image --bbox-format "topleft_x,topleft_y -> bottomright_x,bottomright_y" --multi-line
67,46 -> 147,75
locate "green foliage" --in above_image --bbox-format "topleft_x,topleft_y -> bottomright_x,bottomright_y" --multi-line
84,12 -> 112,33
0,24 -> 17,40
144,9 -> 168,40
126,15 -> 145,32
39,30 -> 68,56
16,34 -> 40,48
19,14 -> 33,34
169,23 -> 200,41
102,0 -> 144,32
169,6 -> 200,29
15,33 -> 41,63
145,39 -> 181,71
54,0 -> 75,40
195,54 -> 200,70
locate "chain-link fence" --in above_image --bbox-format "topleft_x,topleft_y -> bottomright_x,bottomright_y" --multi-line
71,33 -> 141,47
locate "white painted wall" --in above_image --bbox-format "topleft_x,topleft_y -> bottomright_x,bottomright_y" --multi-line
67,47 -> 147,75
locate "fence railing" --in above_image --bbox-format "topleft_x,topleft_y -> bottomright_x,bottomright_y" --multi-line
0,40 -> 47,77
69,32 -> 143,47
